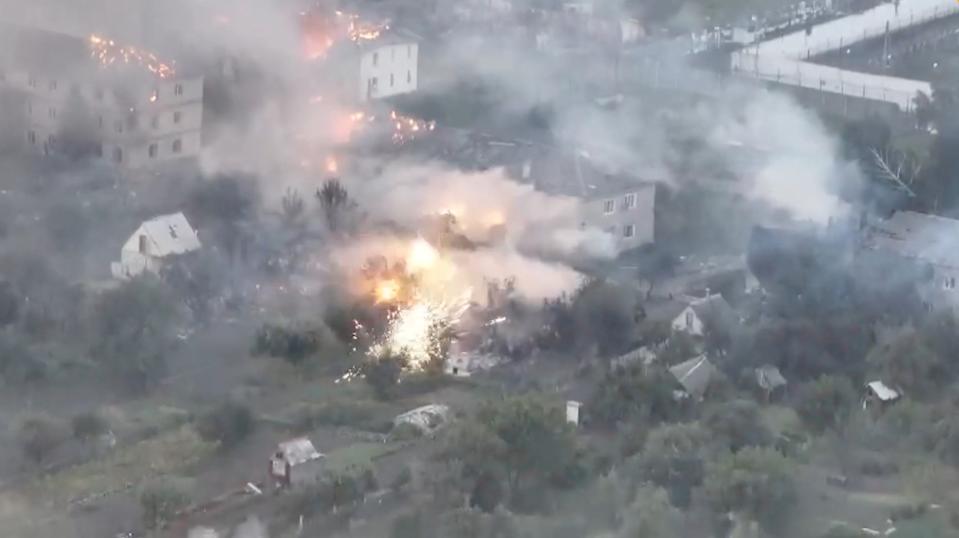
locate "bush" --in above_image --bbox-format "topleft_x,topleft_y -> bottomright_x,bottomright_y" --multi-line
71,410 -> 109,442
196,401 -> 255,449
252,324 -> 321,364
391,422 -> 424,442
140,479 -> 191,529
391,466 -> 413,492
290,400 -> 393,433
17,414 -> 68,464
364,352 -> 408,400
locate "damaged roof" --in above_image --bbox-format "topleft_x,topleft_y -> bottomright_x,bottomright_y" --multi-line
669,354 -> 716,399
134,212 -> 201,258
276,437 -> 324,466
865,381 -> 900,402
755,364 -> 787,391
866,211 -> 959,269
516,149 -> 655,199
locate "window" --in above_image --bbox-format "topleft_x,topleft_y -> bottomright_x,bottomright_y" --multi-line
623,193 -> 636,210
407,70 -> 412,84
151,116 -> 159,129
623,224 -> 635,238
174,83 -> 183,96
390,73 -> 394,87
149,88 -> 159,102
407,45 -> 412,57
126,115 -> 137,130
114,120 -> 123,134
685,311 -> 694,329
946,277 -> 956,290
27,130 -> 36,145
372,52 -> 378,66
48,80 -> 57,91
148,143 -> 158,158
27,76 -> 36,88
603,199 -> 615,215
172,139 -> 182,153
47,134 -> 56,148
48,107 -> 56,120
173,111 -> 181,124
113,147 -> 123,163
391,48 -> 396,60
138,234 -> 147,253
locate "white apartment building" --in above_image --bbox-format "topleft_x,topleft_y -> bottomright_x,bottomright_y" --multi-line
0,23 -> 203,168
329,31 -> 419,102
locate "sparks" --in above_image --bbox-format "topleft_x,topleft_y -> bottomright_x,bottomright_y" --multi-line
88,34 -> 175,79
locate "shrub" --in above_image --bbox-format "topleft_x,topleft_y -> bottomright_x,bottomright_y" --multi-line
17,414 -> 68,464
71,410 -> 109,442
252,324 -> 320,364
391,422 -> 424,442
364,352 -> 408,400
196,401 -> 255,449
140,479 -> 191,529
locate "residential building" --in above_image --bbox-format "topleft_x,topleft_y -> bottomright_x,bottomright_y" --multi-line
0,23 -> 203,167
327,30 -> 419,103
670,293 -> 736,339
669,354 -> 716,400
862,210 -> 959,312
517,150 -> 656,254
393,404 -> 451,435
862,380 -> 901,412
270,437 -> 325,488
111,212 -> 201,279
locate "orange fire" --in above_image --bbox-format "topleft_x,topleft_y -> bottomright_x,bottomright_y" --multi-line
326,156 -> 339,174
375,279 -> 401,303
88,34 -> 175,79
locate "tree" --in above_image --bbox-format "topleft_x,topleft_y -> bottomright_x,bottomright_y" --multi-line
796,375 -> 857,435
186,174 -> 259,259
281,187 -> 305,227
196,400 -> 255,450
317,179 -> 351,232
91,276 -> 179,392
867,331 -> 946,396
631,423 -> 708,508
45,202 -> 91,252
702,399 -> 772,453
702,447 -> 797,532
140,480 -> 191,529
71,410 -> 109,443
589,364 -> 682,427
364,351 -> 408,400
571,280 -> 637,357
17,414 -> 68,464
252,323 -> 321,364
618,485 -> 683,538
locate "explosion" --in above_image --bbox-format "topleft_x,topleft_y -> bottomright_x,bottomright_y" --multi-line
88,35 -> 175,79
360,238 -> 471,370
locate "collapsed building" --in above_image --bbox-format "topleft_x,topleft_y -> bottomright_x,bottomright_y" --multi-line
0,22 -> 203,167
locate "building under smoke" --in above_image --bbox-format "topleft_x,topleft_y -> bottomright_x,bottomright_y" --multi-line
324,28 -> 419,103
0,22 -> 203,167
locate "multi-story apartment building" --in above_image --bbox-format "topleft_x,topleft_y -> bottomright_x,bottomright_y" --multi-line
328,30 -> 419,103
0,23 -> 203,168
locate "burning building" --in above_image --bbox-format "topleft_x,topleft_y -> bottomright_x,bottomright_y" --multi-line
0,23 -> 203,167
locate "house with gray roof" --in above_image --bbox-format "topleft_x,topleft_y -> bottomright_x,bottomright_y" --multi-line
111,212 -> 201,280
669,354 -> 716,400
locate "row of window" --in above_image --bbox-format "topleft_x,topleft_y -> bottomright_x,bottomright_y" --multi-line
603,193 -> 638,215
371,45 -> 414,67
28,130 -> 185,162
367,71 -> 413,95
605,224 -> 636,238
28,104 -> 186,131
23,76 -> 185,102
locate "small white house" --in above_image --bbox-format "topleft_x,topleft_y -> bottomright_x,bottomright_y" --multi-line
394,404 -> 451,435
566,400 -> 582,426
863,381 -> 901,411
110,212 -> 201,279
670,294 -> 734,338
270,437 -> 325,488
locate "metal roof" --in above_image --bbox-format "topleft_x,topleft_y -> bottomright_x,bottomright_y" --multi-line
669,354 -> 716,399
276,437 -> 323,466
866,381 -> 900,402
866,211 -> 959,269
137,212 -> 201,258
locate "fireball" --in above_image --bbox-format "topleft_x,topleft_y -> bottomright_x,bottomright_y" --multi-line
375,279 -> 401,303
406,238 -> 439,272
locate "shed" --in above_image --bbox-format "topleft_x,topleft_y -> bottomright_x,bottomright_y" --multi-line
394,404 -> 451,435
566,400 -> 582,426
755,364 -> 787,391
270,437 -> 325,488
669,354 -> 716,400
863,381 -> 901,410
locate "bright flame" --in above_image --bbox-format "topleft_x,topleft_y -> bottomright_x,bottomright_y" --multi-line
88,34 -> 175,79
326,156 -> 339,174
406,238 -> 439,272
375,280 -> 401,303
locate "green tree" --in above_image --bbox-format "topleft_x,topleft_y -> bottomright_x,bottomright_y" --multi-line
702,399 -> 772,453
571,280 -> 638,357
796,375 -> 857,435
71,410 -> 109,443
589,363 -> 681,427
317,179 -> 351,232
618,485 -> 683,538
281,187 -> 305,227
91,276 -> 179,392
702,447 -> 797,532
140,479 -> 191,529
364,351 -> 408,400
196,400 -> 255,450
867,331 -> 946,396
631,423 -> 708,508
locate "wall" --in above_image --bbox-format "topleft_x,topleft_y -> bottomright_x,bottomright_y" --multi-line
358,42 -> 418,101
581,183 -> 655,253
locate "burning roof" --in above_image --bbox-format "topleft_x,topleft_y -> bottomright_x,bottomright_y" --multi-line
88,34 -> 175,79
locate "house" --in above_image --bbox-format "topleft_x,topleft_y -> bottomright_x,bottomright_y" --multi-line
670,293 -> 736,339
393,404 -> 451,435
610,345 -> 657,370
0,23 -> 203,167
669,354 -> 716,400
515,149 -> 656,255
327,29 -> 419,103
111,212 -> 201,279
862,210 -> 959,312
566,400 -> 582,426
444,352 -> 502,377
755,364 -> 787,400
862,380 -> 901,411
270,437 -> 325,488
